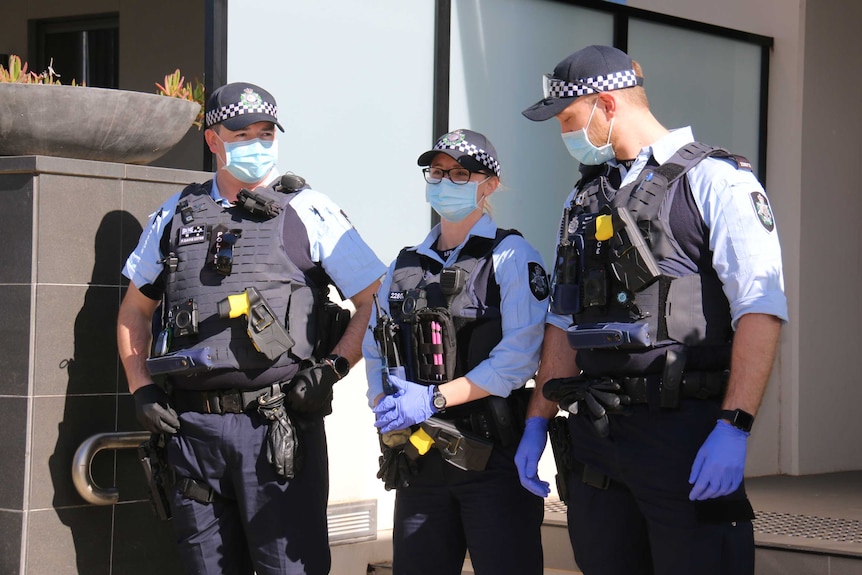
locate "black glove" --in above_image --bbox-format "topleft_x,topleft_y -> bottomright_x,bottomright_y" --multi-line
257,390 -> 302,479
543,377 -> 628,438
133,384 -> 180,434
285,361 -> 339,414
376,430 -> 418,491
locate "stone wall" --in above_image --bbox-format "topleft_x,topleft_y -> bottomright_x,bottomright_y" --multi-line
0,156 -> 209,575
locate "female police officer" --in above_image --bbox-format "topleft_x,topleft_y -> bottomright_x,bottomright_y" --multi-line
362,129 -> 549,575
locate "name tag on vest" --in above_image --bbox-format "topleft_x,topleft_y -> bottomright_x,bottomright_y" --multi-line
178,225 -> 207,246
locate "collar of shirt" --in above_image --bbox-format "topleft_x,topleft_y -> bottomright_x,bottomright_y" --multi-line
210,170 -> 281,208
619,126 -> 695,188
413,213 -> 497,265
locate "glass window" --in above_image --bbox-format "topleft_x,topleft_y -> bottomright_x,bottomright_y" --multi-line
32,14 -> 119,88
450,0 -> 615,266
628,19 -> 763,174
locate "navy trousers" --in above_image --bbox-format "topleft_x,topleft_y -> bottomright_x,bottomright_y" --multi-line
392,442 -> 544,575
166,410 -> 330,575
565,399 -> 755,575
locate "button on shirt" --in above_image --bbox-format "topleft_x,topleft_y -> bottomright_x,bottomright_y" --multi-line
122,175 -> 386,299
547,127 -> 788,332
363,214 -> 549,405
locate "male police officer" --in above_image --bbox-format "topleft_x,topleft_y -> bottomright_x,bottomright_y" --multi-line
117,82 -> 385,575
513,46 -> 788,575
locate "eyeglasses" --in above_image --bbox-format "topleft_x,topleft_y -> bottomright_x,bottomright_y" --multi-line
423,166 -> 478,185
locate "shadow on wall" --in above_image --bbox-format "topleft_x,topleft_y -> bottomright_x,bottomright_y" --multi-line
45,210 -> 183,575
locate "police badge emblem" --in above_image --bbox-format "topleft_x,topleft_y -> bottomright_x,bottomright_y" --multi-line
528,262 -> 550,301
750,191 -> 775,232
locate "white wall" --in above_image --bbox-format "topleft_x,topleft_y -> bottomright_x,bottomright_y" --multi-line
227,0 -> 437,537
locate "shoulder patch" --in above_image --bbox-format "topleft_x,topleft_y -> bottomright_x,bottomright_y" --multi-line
750,191 -> 775,232
528,262 -> 550,301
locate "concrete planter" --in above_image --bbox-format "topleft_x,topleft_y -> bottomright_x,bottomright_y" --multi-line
0,83 -> 200,164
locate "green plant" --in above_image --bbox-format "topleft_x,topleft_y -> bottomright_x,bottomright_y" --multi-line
156,69 -> 206,129
0,55 -> 71,84
1,56 -> 204,129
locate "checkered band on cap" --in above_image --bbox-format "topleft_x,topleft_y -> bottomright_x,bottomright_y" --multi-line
205,95 -> 278,127
547,69 -> 640,99
434,132 -> 501,178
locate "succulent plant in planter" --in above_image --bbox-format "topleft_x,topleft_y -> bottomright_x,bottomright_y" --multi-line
0,55 -> 204,164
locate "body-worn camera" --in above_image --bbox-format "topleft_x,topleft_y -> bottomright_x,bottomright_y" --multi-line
171,299 -> 199,337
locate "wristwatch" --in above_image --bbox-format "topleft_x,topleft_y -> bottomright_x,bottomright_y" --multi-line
431,385 -> 447,413
325,354 -> 350,379
720,408 -> 755,433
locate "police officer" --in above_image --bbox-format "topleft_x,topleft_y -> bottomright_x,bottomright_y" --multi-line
363,129 -> 549,575
513,46 -> 788,575
117,81 -> 385,575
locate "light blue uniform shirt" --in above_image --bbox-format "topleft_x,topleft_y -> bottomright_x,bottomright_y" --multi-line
363,214 -> 549,406
547,127 -> 788,332
122,174 -> 386,299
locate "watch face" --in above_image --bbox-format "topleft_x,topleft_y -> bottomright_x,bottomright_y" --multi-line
735,410 -> 754,432
723,409 -> 754,432
432,387 -> 447,410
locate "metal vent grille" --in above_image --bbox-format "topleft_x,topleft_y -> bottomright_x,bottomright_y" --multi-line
327,499 -> 377,545
545,499 -> 568,514
753,511 -> 862,543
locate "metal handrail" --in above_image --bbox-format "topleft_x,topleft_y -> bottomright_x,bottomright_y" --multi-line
72,431 -> 150,505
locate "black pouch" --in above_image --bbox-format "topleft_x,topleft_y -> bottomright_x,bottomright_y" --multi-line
409,307 -> 457,385
314,290 -> 352,358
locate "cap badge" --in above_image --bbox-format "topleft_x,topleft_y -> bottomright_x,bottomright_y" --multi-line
441,130 -> 466,146
240,88 -> 263,109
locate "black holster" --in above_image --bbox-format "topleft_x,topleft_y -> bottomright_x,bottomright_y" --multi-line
137,433 -> 174,521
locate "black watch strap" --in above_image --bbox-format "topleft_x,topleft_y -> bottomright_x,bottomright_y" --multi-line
325,354 -> 350,379
720,409 -> 754,433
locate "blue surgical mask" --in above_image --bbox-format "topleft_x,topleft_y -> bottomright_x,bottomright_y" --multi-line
561,100 -> 615,165
425,179 -> 481,222
221,138 -> 278,183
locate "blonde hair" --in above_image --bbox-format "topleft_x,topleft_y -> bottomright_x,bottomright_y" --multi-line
480,175 -> 500,217
617,60 -> 649,108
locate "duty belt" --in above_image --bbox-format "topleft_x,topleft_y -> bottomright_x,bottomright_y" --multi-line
172,383 -> 283,414
436,388 -> 531,448
620,370 -> 729,405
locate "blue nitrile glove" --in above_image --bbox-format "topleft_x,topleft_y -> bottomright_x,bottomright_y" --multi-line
372,375 -> 437,434
515,416 -> 551,498
688,420 -> 749,500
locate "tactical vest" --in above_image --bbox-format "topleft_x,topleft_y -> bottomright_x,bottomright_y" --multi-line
388,229 -> 520,385
553,142 -> 752,374
162,181 -> 323,389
